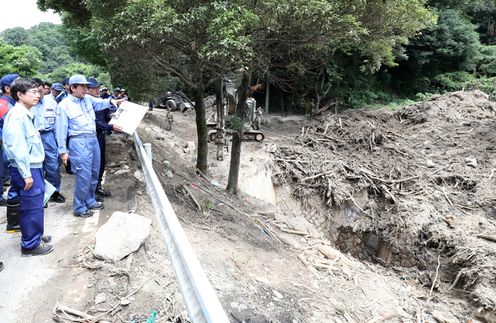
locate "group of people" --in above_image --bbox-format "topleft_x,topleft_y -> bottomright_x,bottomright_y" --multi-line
0,73 -> 125,267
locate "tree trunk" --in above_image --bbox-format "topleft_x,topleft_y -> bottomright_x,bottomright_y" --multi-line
194,87 -> 208,173
313,71 -> 325,115
226,73 -> 251,194
265,74 -> 270,114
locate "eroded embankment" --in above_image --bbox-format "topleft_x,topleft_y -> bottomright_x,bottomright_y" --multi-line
270,91 -> 496,320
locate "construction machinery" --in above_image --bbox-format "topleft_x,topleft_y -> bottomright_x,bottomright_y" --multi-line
207,78 -> 265,160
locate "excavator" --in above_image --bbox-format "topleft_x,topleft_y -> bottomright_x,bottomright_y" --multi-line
207,78 -> 265,160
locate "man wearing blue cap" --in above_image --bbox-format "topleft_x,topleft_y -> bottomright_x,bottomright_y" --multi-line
31,80 -> 65,204
3,77 -> 53,256
55,78 -> 69,104
56,75 -> 123,217
0,73 -> 21,232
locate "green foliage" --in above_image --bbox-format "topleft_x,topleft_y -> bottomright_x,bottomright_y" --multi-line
475,45 -> 496,75
0,23 -> 76,75
47,62 -> 110,84
409,9 -> 480,72
0,40 -> 42,76
430,71 -> 496,93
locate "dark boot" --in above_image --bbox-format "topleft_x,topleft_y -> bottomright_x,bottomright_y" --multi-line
6,199 -> 20,233
96,185 -> 111,197
65,159 -> 74,175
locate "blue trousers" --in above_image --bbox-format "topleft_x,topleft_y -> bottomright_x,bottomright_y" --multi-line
69,136 -> 100,213
10,167 -> 44,250
40,131 -> 61,191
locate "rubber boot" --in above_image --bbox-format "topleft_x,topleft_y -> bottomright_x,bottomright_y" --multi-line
6,199 -> 20,233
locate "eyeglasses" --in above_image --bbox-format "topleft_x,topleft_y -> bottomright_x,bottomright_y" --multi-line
26,89 -> 43,95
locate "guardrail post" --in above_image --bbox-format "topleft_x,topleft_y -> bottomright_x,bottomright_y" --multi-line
143,143 -> 152,162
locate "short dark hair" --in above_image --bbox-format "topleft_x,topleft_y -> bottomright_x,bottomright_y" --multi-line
32,78 -> 44,86
11,78 -> 39,102
44,81 -> 51,87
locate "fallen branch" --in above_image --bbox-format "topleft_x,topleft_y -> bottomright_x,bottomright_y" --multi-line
477,235 -> 496,243
428,253 -> 441,302
183,184 -> 202,213
301,170 -> 334,182
53,276 -> 156,323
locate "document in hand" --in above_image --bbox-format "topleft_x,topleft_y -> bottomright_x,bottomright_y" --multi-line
44,180 -> 56,206
108,101 -> 148,135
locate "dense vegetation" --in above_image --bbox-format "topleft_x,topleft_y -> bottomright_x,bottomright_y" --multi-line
34,0 -> 496,110
35,0 -> 496,190
0,22 -> 110,85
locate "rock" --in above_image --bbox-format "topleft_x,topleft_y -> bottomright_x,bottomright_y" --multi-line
94,212 -> 152,261
95,293 -> 106,304
277,233 -> 301,249
184,141 -> 196,154
165,170 -> 174,178
317,245 -> 341,260
426,159 -> 436,168
120,299 -> 131,306
431,310 -> 459,323
272,290 -> 283,299
163,160 -> 171,169
134,170 -> 145,182
114,169 -> 130,175
108,162 -> 117,168
465,156 -> 477,168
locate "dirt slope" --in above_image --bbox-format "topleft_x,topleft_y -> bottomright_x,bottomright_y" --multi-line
140,94 -> 493,322
271,90 -> 496,321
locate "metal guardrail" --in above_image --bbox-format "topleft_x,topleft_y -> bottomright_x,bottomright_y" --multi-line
133,132 -> 230,323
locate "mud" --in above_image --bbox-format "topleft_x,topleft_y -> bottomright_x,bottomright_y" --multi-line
272,91 -> 496,319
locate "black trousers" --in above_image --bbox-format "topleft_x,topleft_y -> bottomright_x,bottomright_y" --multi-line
97,131 -> 106,185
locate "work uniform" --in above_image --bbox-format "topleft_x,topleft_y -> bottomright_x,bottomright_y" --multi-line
56,94 -> 113,214
95,107 -> 112,188
0,95 -> 19,202
31,94 -> 61,193
3,103 -> 45,250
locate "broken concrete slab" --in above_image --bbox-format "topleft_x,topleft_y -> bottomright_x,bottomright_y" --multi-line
94,212 -> 152,261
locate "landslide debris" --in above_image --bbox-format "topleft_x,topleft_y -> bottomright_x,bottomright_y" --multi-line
271,90 -> 496,318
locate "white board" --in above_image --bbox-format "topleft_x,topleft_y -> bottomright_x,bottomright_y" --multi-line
108,101 -> 148,135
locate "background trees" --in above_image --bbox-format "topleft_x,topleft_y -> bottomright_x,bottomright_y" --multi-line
0,23 -> 107,83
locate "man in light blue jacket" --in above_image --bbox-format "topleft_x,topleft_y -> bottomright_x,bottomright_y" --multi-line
3,78 -> 53,256
31,80 -> 65,205
56,75 -> 122,217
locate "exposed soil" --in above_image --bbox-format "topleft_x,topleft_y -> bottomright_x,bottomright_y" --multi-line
2,91 -> 494,322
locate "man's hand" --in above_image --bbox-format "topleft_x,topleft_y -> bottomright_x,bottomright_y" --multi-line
24,177 -> 33,190
61,153 -> 69,166
110,98 -> 125,107
112,124 -> 124,132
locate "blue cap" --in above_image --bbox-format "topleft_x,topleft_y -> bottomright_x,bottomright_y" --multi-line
51,83 -> 64,91
69,74 -> 91,86
61,77 -> 69,85
87,77 -> 100,89
0,74 -> 20,87
113,87 -> 121,92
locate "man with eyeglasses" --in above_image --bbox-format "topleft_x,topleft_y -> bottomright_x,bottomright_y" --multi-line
56,75 -> 123,218
0,73 -> 21,233
31,79 -> 66,205
3,78 -> 53,256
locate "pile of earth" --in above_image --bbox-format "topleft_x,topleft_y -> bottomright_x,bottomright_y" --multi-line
270,90 -> 496,320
